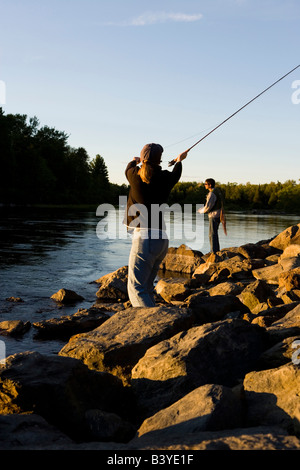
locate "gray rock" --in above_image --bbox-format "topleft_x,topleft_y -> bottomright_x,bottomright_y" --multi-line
269,223 -> 300,250
131,319 -> 266,417
244,362 -> 300,434
266,303 -> 300,343
207,281 -> 244,297
280,244 -> 300,260
184,293 -> 249,324
155,278 -> 193,302
137,384 -> 243,438
238,279 -> 280,313
160,244 -> 204,274
193,255 -> 256,284
252,263 -> 283,284
59,305 -> 196,384
237,243 -> 268,259
256,336 -> 300,370
95,266 -> 129,301
250,302 -> 300,328
278,267 -> 300,291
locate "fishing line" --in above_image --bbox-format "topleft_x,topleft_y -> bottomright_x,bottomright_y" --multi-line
168,64 -> 300,166
164,125 -> 216,149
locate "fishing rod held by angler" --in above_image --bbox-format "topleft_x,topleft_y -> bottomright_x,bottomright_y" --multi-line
168,64 -> 300,167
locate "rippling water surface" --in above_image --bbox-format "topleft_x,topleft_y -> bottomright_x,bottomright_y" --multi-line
1,207 -> 299,357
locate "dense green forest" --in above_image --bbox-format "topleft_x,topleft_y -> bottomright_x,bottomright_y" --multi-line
1,108 -> 299,213
169,180 -> 300,213
0,108 -> 127,205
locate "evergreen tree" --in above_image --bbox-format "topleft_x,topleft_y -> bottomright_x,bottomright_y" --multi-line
89,154 -> 111,203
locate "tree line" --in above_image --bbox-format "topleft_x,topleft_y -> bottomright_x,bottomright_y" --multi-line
0,108 -> 299,213
0,108 -> 126,205
169,180 -> 300,213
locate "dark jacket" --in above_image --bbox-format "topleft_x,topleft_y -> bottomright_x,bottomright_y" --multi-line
210,187 -> 224,212
124,160 -> 182,230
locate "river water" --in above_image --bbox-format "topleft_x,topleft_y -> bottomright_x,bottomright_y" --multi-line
0,206 -> 299,358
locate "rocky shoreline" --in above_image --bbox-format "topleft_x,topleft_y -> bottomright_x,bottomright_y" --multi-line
1,223 -> 300,450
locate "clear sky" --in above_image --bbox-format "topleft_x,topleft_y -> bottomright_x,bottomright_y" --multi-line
0,0 -> 299,185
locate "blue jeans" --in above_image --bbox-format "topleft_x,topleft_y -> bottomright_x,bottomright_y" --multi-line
128,229 -> 169,307
209,216 -> 220,253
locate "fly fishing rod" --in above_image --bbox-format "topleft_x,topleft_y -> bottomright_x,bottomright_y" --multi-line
168,64 -> 300,166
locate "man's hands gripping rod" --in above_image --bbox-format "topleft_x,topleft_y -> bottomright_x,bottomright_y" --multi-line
168,149 -> 189,166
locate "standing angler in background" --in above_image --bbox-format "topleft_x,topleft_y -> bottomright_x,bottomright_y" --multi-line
198,178 -> 225,254
125,143 -> 188,307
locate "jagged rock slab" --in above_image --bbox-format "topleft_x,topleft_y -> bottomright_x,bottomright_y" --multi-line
269,223 -> 300,250
95,266 -> 129,301
131,319 -> 266,417
266,303 -> 300,343
244,362 -> 300,435
137,384 -> 243,438
160,244 -> 204,274
59,305 -> 196,384
184,294 -> 249,323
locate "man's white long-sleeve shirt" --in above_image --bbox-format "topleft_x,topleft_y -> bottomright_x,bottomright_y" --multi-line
199,191 -> 221,219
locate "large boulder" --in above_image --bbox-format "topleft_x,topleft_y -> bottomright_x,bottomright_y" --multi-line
280,244 -> 300,260
0,351 -> 135,442
269,223 -> 300,250
278,267 -> 300,291
237,243 -> 268,259
243,363 -> 300,434
252,256 -> 300,285
256,336 -> 300,370
155,278 -> 192,303
159,244 -> 204,274
59,305 -> 196,384
184,294 -> 249,324
137,384 -> 243,439
250,302 -> 300,328
252,264 -> 283,284
207,281 -> 244,297
131,319 -> 266,417
238,280 -> 280,314
193,255 -> 256,284
95,266 -> 128,301
266,303 -> 300,344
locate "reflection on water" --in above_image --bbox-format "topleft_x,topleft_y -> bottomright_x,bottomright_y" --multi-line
0,207 -> 299,356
